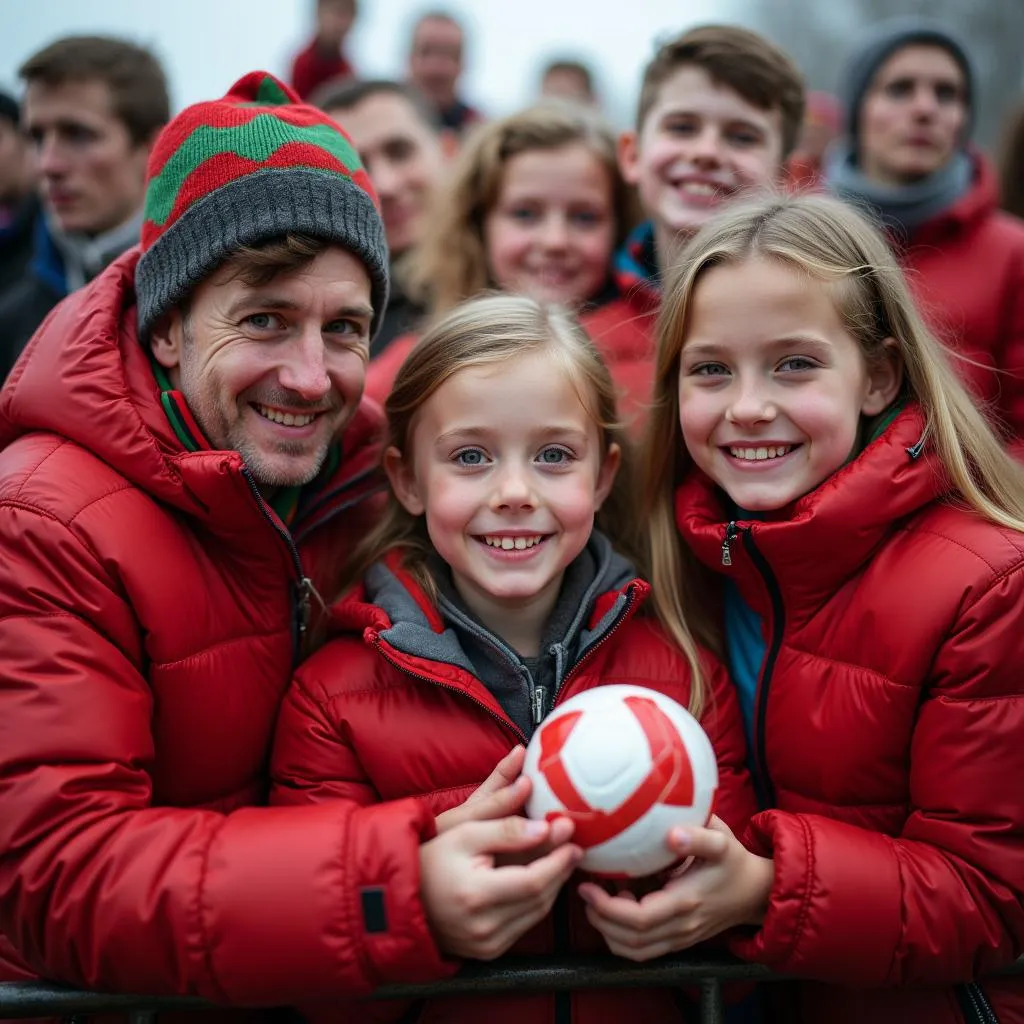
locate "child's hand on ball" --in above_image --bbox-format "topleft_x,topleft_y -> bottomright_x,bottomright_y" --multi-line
420,815 -> 582,960
435,746 -> 530,834
578,815 -> 773,961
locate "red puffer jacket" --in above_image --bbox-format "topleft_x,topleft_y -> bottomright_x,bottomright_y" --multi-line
900,155 -> 1024,442
580,288 -> 658,436
271,551 -> 758,1024
675,405 -> 1024,1024
0,250 -> 451,1009
365,331 -> 417,406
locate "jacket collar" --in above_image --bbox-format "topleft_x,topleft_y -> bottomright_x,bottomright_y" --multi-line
908,149 -> 997,246
331,537 -> 649,725
674,405 -> 945,622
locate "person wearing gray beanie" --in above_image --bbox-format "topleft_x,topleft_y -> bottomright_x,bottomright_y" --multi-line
824,17 -> 1024,443
0,67 -> 569,1006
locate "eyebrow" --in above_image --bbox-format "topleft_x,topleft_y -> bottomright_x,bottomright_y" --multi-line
226,295 -> 373,321
684,336 -> 834,358
660,108 -> 769,129
435,426 -> 592,446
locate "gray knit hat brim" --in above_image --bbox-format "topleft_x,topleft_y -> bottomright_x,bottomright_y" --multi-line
840,18 -> 976,150
135,166 -> 390,341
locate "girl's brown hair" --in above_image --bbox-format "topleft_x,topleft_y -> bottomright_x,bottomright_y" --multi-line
403,102 -> 637,318
641,191 -> 1024,657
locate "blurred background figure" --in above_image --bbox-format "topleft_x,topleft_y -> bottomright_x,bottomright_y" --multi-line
0,35 -> 169,382
290,0 -> 357,101
0,90 -> 38,295
407,10 -> 482,135
316,77 -> 451,354
539,57 -> 600,109
824,18 -> 1024,441
787,89 -> 840,188
998,100 -> 1024,220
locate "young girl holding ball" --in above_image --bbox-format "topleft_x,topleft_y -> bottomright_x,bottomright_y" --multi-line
271,294 -> 756,1024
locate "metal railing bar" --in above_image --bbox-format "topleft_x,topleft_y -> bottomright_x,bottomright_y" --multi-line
699,978 -> 724,1024
0,954 -> 1020,1019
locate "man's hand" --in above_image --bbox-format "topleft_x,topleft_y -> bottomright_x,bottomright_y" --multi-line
420,815 -> 581,960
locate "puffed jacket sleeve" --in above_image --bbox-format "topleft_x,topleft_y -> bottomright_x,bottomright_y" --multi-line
0,505 -> 447,1003
731,564 -> 1024,985
270,640 -> 382,808
698,653 -> 759,837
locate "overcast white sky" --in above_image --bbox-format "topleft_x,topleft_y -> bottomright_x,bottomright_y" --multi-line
0,0 -> 748,128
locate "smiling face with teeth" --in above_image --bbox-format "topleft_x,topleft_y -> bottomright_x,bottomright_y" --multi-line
385,350 -> 620,649
620,65 -> 784,261
149,245 -> 373,498
677,257 -> 902,512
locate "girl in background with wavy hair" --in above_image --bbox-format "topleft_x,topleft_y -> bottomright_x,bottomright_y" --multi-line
271,293 -> 755,1024
364,102 -> 636,404
581,193 -> 1024,1024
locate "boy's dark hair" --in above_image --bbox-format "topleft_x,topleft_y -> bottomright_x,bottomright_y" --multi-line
636,24 -> 805,159
312,77 -> 442,132
19,35 -> 170,147
542,59 -> 595,95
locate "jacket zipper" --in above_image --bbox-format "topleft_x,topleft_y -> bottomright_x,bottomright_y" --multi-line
241,467 -> 313,663
531,685 -> 547,726
957,982 -> 999,1024
370,637 -> 528,744
546,585 -> 639,718
721,521 -> 782,807
721,521 -> 739,566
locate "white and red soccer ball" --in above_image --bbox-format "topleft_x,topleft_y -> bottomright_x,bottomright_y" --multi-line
522,684 -> 718,878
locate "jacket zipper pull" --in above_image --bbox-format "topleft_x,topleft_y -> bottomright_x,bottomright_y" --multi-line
722,521 -> 738,566
296,577 -> 313,634
532,685 -> 547,726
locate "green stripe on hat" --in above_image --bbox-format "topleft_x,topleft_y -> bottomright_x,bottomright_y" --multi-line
145,116 -> 361,226
255,74 -> 292,105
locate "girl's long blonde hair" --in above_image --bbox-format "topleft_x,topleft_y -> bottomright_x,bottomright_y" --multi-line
403,102 -> 636,318
641,191 -> 1024,655
346,294 -> 709,711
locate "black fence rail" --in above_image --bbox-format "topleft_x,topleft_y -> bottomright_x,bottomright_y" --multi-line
1,954 -> 1022,1023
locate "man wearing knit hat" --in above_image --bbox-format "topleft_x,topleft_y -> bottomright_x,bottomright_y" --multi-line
0,72 -> 580,1007
825,17 -> 1024,444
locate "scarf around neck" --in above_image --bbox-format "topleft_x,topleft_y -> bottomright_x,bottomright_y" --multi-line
48,205 -> 145,292
824,143 -> 972,237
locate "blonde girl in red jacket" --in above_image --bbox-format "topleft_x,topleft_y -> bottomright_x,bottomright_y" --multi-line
580,192 -> 1024,1024
270,294 -> 756,1023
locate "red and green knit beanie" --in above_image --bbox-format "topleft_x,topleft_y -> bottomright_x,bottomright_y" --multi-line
134,70 -> 389,339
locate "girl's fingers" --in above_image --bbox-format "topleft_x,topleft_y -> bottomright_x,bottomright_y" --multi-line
579,880 -> 695,928
668,824 -> 730,860
484,840 -> 583,904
